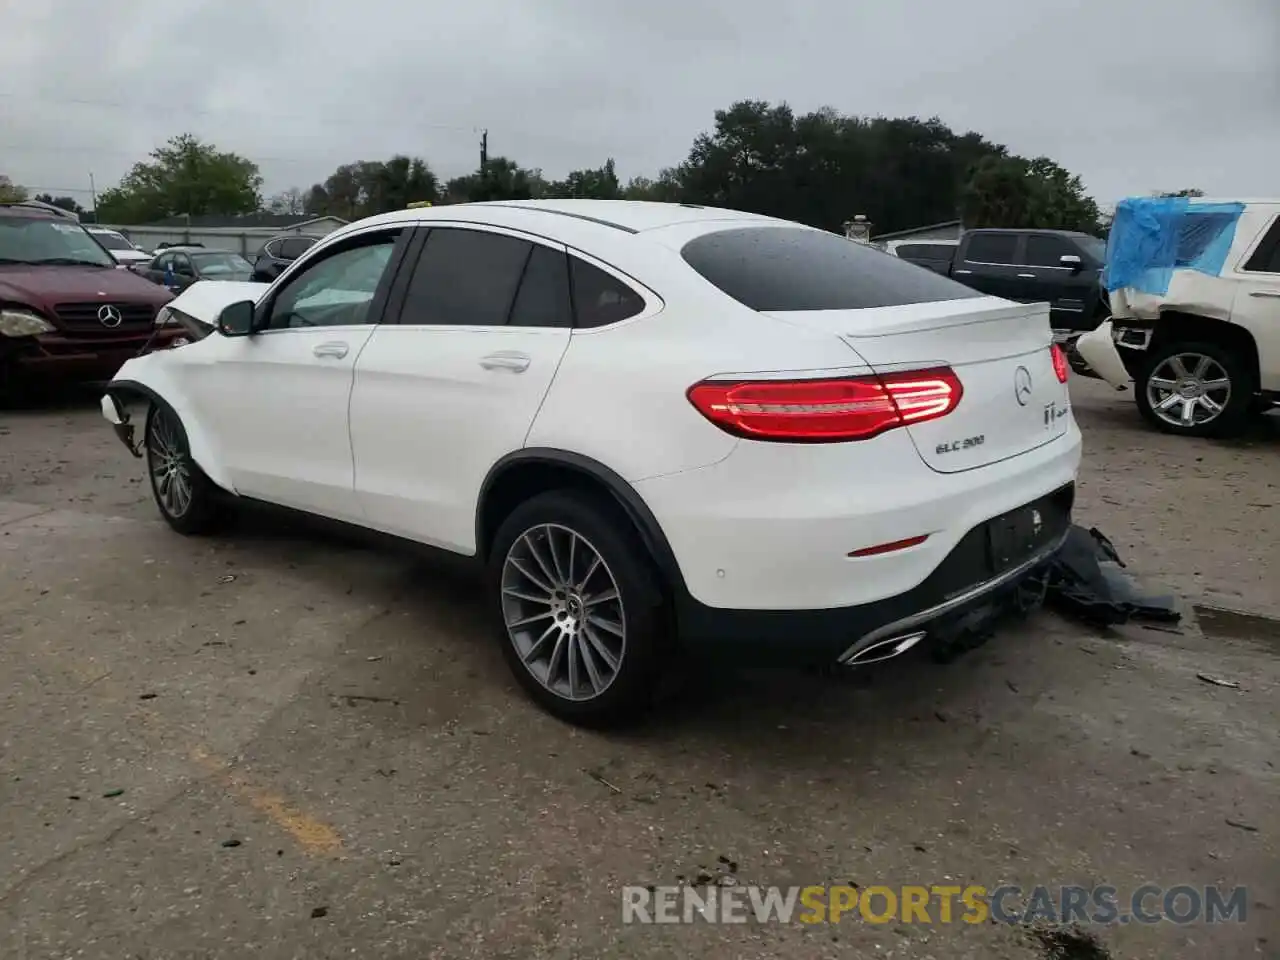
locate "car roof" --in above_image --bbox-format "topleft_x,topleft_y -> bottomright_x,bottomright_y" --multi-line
353,199 -> 782,236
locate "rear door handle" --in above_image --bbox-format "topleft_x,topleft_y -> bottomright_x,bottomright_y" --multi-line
480,352 -> 531,373
1017,273 -> 1037,279
313,341 -> 349,359
1249,291 -> 1280,299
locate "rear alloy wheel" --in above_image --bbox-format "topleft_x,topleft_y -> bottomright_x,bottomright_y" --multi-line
490,491 -> 668,727
1136,341 -> 1255,438
145,404 -> 225,534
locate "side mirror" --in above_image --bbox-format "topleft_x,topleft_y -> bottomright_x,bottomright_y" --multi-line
1060,254 -> 1083,273
216,300 -> 256,338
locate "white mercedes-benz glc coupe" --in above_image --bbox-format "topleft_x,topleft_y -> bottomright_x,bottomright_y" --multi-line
101,200 -> 1081,725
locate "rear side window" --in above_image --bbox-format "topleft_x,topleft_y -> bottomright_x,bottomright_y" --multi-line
279,237 -> 315,260
897,243 -> 954,260
964,233 -> 1019,264
681,227 -> 982,312
402,228 -> 531,326
509,245 -> 573,327
570,257 -> 645,327
1243,217 -> 1280,274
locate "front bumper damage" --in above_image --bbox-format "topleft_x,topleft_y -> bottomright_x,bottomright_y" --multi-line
100,391 -> 144,458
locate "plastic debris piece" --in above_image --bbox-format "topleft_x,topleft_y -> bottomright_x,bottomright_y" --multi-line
1197,673 -> 1241,689
102,789 -> 124,798
1044,525 -> 1182,628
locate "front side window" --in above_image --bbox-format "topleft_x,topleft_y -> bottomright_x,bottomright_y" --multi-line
0,216 -> 116,268
400,228 -> 532,327
266,232 -> 400,329
1025,235 -> 1077,267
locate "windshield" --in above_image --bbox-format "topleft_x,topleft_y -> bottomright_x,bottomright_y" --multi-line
92,231 -> 134,252
0,215 -> 116,267
192,252 -> 253,276
1075,236 -> 1106,262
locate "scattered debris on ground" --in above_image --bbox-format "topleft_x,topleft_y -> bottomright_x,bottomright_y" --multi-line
1196,673 -> 1241,689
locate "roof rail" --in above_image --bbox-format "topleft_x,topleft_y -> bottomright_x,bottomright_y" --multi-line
0,199 -> 82,221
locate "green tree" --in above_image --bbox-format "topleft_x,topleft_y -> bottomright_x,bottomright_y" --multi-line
670,101 -> 1015,234
1154,188 -> 1205,198
960,155 -> 1101,234
0,174 -> 28,202
442,157 -> 538,203
306,156 -> 438,219
621,171 -> 682,202
33,193 -> 84,215
545,159 -> 621,199
95,134 -> 262,223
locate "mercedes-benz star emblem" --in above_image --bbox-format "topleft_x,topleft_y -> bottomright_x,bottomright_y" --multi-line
97,304 -> 123,328
1031,508 -> 1043,535
1013,366 -> 1033,406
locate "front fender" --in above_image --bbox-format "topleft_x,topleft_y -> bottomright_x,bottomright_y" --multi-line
108,352 -> 237,494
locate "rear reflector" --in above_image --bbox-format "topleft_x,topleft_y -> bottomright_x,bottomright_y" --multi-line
1050,344 -> 1069,383
848,534 -> 930,558
687,367 -> 963,442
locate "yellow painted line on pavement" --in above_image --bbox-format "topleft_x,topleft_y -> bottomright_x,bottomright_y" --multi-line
190,746 -> 346,857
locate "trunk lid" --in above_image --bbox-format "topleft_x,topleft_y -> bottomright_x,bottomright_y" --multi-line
765,297 -> 1070,473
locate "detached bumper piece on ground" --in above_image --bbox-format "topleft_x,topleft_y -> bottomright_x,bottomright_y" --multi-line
1043,525 -> 1182,628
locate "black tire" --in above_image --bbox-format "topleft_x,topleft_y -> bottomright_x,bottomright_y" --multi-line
1135,339 -> 1256,438
488,489 -> 670,728
144,403 -> 227,534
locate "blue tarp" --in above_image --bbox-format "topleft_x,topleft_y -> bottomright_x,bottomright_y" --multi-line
1103,196 -> 1245,295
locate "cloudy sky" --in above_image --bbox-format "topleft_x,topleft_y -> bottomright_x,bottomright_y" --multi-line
2,0 -> 1276,212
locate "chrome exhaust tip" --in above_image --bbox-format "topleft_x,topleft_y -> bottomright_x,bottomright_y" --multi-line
838,630 -> 927,666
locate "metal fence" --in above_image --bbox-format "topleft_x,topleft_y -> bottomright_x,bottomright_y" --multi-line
99,222 -> 346,257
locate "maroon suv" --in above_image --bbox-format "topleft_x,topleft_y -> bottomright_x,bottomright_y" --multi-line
0,202 -> 182,397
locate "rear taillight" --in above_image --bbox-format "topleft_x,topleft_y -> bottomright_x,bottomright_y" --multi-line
686,367 -> 963,442
1050,344 -> 1069,383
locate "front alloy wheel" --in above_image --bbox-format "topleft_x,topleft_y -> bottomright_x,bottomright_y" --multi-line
147,408 -> 194,520
501,524 -> 626,702
144,404 -> 224,534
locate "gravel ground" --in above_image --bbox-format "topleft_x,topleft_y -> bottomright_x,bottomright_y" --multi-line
0,378 -> 1276,960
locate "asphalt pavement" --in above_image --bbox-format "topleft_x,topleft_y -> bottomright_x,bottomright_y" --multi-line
0,379 -> 1276,960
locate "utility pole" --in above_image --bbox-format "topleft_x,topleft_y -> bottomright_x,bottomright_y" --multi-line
88,171 -> 97,215
480,129 -> 488,168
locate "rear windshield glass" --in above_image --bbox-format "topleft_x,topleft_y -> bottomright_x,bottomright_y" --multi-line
92,231 -> 132,251
681,227 -> 982,311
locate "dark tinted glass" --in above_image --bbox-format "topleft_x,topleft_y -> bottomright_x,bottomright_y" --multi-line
1243,218 -> 1280,273
570,257 -> 645,327
1025,235 -> 1076,267
681,227 -> 981,312
403,228 -> 531,326
964,233 -> 1019,264
509,245 -> 572,327
897,243 -> 954,260
279,237 -> 315,259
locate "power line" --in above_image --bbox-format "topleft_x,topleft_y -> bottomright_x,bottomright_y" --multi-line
0,91 -> 482,132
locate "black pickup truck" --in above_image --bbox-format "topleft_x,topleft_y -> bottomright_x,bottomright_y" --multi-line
895,228 -> 1108,334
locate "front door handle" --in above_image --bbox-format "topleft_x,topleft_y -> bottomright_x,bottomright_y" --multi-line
1017,273 -> 1037,279
953,269 -> 973,275
480,352 -> 531,373
1249,291 -> 1280,299
313,341 -> 349,359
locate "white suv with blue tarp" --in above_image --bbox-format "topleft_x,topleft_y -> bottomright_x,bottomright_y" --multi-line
1076,196 -> 1280,437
